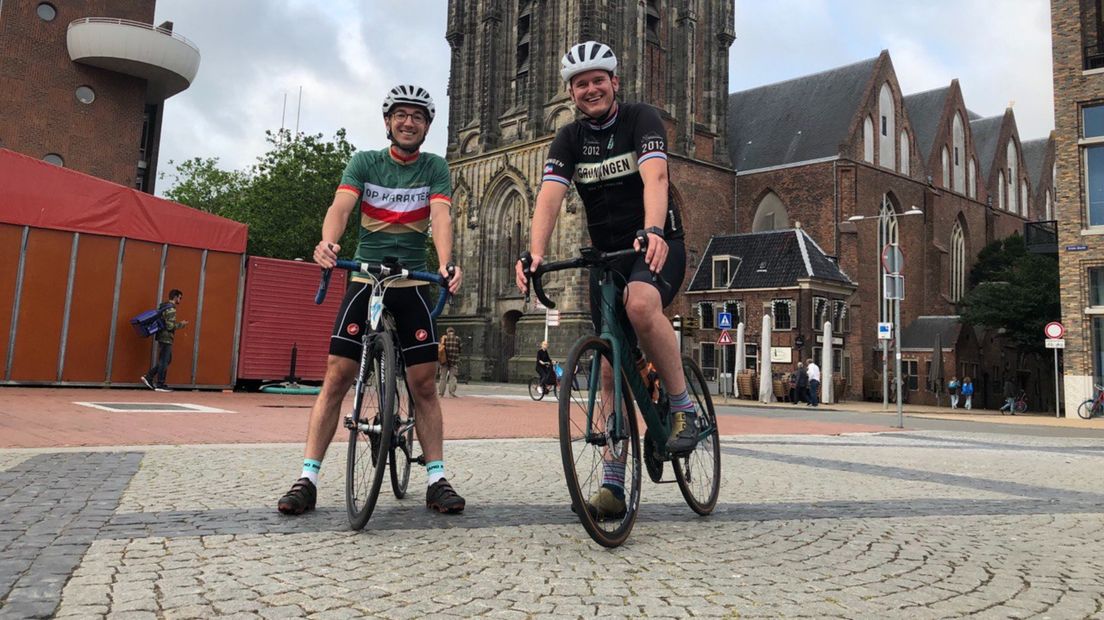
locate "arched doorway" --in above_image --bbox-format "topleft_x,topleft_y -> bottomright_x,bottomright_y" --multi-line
497,310 -> 523,381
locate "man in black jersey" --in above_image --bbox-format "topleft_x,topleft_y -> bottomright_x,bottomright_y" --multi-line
515,41 -> 698,519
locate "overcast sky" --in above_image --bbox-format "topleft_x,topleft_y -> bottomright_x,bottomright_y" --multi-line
153,0 -> 1054,195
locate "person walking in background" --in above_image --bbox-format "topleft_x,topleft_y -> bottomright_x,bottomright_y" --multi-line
141,289 -> 187,393
794,359 -> 812,403
948,375 -> 960,409
438,327 -> 461,398
806,358 -> 821,407
961,376 -> 974,410
999,376 -> 1017,415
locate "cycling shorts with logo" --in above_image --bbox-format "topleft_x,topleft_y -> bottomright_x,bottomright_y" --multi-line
330,282 -> 439,366
588,238 -> 686,347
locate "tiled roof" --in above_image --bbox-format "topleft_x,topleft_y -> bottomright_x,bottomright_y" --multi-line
1021,137 -> 1050,189
688,228 -> 854,292
969,115 -> 1004,179
727,57 -> 878,172
902,86 -> 950,162
900,316 -> 961,350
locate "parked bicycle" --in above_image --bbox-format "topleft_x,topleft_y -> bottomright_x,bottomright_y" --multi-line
315,258 -> 450,530
1077,384 -> 1104,419
1002,389 -> 1028,415
521,234 -> 720,548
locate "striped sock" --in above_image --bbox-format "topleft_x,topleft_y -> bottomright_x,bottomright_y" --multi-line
426,460 -> 445,486
301,459 -> 322,485
602,460 -> 625,499
670,389 -> 695,413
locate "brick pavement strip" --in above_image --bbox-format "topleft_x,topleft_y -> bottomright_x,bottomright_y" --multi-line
0,433 -> 1102,617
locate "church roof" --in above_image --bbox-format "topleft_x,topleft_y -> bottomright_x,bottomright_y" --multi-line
1021,137 -> 1050,189
688,228 -> 855,292
902,86 -> 950,161
969,115 -> 1005,179
727,56 -> 878,172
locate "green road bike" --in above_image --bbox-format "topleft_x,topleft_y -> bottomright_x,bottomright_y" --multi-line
522,237 -> 721,547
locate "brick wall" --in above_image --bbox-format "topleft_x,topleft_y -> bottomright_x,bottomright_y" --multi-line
0,0 -> 152,187
1052,0 -> 1104,415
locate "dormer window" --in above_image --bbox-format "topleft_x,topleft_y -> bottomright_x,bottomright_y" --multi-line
712,255 -> 740,288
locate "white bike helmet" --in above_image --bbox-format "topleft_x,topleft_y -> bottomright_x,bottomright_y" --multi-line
560,41 -> 618,83
382,84 -> 435,122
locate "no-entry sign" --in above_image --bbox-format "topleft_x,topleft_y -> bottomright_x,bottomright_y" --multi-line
1044,322 -> 1065,340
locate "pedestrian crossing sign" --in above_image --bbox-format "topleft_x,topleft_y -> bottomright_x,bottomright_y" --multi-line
717,312 -> 733,329
716,329 -> 733,345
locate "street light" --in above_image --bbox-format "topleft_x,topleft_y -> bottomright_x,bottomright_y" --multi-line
844,206 -> 924,429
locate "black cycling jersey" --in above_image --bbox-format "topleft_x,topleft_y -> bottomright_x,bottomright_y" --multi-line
542,102 -> 684,251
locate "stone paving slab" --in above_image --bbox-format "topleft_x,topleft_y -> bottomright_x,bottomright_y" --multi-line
1,432 -> 1103,618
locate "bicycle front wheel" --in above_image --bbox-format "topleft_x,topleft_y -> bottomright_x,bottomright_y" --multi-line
672,356 -> 721,515
529,377 -> 545,401
1013,399 -> 1028,414
389,374 -> 415,499
559,336 -> 641,548
1078,399 -> 1095,419
346,333 -> 395,530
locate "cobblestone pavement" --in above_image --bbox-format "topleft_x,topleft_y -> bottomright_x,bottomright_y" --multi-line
2,432 -> 1104,618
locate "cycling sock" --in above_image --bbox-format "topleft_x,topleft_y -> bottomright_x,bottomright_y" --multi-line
670,389 -> 695,413
301,459 -> 322,485
426,460 -> 445,486
602,461 -> 625,499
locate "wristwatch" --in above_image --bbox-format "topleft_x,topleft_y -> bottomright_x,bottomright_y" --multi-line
644,226 -> 665,239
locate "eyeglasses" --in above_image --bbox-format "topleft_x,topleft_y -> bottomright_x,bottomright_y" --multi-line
390,111 -> 428,125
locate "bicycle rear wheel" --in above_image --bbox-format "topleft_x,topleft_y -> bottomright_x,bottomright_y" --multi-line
672,356 -> 721,515
529,377 -> 545,401
559,336 -> 641,548
1013,399 -> 1027,414
346,333 -> 395,530
389,373 -> 415,499
1077,399 -> 1096,419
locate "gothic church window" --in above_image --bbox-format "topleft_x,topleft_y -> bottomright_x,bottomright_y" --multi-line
646,0 -> 661,44
863,117 -> 874,163
878,84 -> 895,170
968,158 -> 977,199
899,131 -> 909,175
878,195 -> 898,323
950,222 -> 965,302
952,113 -> 965,193
1007,140 -> 1019,214
752,191 -> 789,232
515,1 -> 532,103
941,147 -> 950,188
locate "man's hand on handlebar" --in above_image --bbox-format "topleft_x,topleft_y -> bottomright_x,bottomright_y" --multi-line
441,263 -> 462,295
314,241 -> 340,269
516,253 -> 542,295
635,231 -> 668,273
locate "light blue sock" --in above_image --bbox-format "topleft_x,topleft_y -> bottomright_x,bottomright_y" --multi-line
301,459 -> 322,485
670,389 -> 695,413
426,460 -> 445,486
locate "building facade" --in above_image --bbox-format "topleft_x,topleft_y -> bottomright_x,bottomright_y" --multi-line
442,1 -> 736,381
686,51 -> 1056,406
1053,0 -> 1104,418
0,0 -> 199,193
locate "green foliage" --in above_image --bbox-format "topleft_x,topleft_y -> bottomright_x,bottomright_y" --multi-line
960,233 -> 1059,352
161,129 -> 359,260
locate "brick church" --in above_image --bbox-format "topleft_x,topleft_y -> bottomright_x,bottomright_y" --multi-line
439,1 -> 1056,409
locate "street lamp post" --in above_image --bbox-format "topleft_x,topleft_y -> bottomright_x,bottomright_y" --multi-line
846,207 -> 923,429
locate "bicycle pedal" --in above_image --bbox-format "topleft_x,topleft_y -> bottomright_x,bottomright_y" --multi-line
413,454 -> 426,466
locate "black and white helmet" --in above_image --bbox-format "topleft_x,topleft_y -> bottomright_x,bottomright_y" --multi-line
560,41 -> 618,83
382,84 -> 435,121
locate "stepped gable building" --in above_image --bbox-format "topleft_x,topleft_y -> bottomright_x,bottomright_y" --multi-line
0,0 -> 200,193
442,1 -> 736,381
1051,0 -> 1104,418
687,50 -> 1055,406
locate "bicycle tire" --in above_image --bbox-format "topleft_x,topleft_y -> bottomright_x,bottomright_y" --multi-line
1077,399 -> 1096,420
529,377 -> 545,401
559,336 -> 641,548
1013,399 -> 1028,414
389,374 -> 415,499
671,356 -> 721,515
346,333 -> 395,530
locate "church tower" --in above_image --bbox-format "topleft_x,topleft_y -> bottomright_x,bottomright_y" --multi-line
444,1 -> 735,381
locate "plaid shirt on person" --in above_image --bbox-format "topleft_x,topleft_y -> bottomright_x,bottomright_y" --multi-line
442,332 -> 461,366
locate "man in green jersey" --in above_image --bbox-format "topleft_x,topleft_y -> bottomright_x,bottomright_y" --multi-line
278,85 -> 466,516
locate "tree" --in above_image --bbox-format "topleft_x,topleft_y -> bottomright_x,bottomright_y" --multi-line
959,233 -> 1059,352
161,129 -> 359,260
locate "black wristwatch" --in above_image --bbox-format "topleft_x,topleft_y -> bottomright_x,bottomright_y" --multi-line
644,226 -> 665,239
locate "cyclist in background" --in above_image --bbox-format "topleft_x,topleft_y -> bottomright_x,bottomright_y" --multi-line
278,85 -> 466,517
514,41 -> 697,519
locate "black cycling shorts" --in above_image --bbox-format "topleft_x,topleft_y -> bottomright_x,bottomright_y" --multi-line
588,238 -> 686,345
330,282 -> 439,366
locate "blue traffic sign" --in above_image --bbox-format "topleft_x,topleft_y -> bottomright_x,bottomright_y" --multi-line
717,312 -> 733,329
